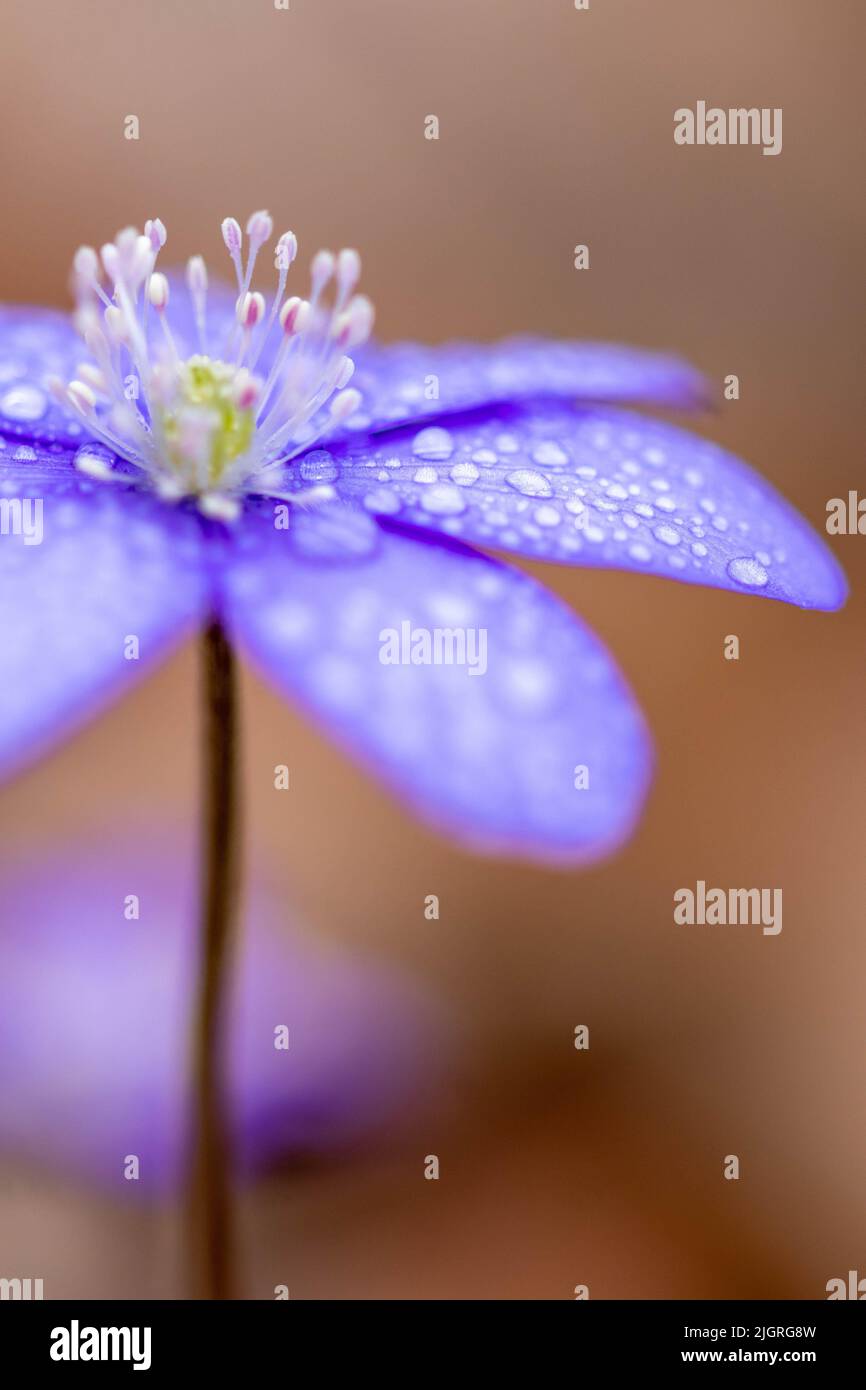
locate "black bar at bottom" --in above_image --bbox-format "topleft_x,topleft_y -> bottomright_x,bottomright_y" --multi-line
0,1298 -> 861,1374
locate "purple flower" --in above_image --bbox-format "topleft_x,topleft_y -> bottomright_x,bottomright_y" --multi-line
0,835 -> 445,1193
0,212 -> 845,863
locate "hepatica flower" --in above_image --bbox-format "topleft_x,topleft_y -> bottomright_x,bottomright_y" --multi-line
0,212 -> 844,856
0,211 -> 845,1294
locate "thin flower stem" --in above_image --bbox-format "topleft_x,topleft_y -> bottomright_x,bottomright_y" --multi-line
188,619 -> 241,1299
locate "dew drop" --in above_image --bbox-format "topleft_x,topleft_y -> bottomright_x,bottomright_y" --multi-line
412,426 -> 454,461
450,461 -> 480,486
505,468 -> 553,498
0,383 -> 47,422
494,432 -> 519,454
653,524 -> 681,547
531,441 -> 568,467
727,556 -> 769,588
533,504 -> 561,527
362,487 -> 401,515
420,483 -> 467,516
299,449 -> 339,483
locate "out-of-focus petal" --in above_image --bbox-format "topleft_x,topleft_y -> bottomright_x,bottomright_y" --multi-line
343,336 -> 712,437
0,452 -> 208,780
321,403 -> 845,610
0,838 -> 445,1192
221,503 -> 652,863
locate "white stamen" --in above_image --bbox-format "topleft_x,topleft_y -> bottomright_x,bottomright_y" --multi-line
222,217 -> 244,291
246,209 -> 273,249
61,213 -> 373,510
236,290 -> 265,331
102,305 -> 130,347
310,249 -> 335,301
76,362 -> 108,395
232,367 -> 261,410
144,218 -> 167,251
186,255 -> 209,353
330,387 -> 361,423
276,231 -> 297,272
221,217 -> 242,254
336,248 -> 361,308
67,380 -> 97,416
148,273 -> 170,311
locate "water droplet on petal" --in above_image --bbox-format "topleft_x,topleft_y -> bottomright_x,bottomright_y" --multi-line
505,468 -> 552,498
653,524 -> 681,547
727,556 -> 769,588
533,504 -> 561,527
0,383 -> 47,422
363,487 -> 401,515
412,426 -> 454,461
420,483 -> 467,515
531,441 -> 568,467
299,448 -> 339,483
450,461 -> 480,486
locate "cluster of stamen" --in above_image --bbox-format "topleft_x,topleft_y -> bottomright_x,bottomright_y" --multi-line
54,212 -> 373,517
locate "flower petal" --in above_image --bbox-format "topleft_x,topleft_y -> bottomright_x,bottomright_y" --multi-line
221,503 -> 652,863
322,403 -> 845,610
344,336 -> 712,436
0,455 -> 208,780
0,835 -> 445,1192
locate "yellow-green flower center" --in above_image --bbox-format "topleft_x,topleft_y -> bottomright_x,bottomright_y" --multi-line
157,357 -> 256,488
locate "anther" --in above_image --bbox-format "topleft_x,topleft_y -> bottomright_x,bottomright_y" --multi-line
246,210 -> 273,250
144,218 -> 167,252
67,380 -> 97,416
148,273 -> 170,311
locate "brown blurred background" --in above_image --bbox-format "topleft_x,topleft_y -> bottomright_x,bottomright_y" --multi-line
1,0 -> 864,1298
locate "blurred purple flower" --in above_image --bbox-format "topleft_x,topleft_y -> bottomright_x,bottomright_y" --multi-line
0,837 -> 444,1193
0,214 -> 845,862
